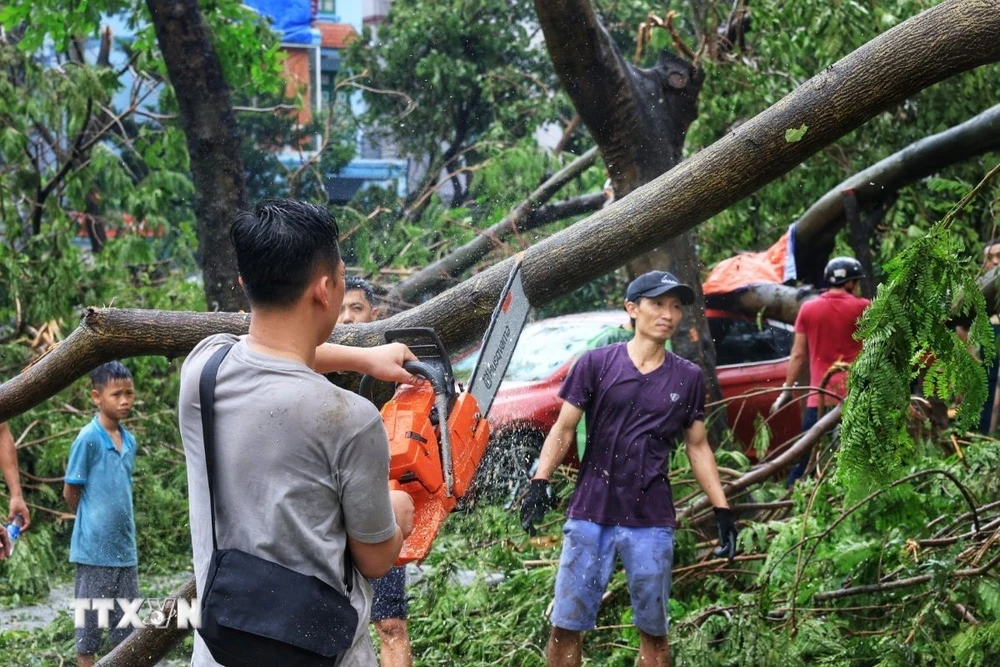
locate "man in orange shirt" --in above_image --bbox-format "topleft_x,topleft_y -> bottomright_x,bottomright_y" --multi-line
770,257 -> 870,485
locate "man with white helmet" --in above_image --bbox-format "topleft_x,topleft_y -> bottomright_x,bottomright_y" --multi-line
770,257 -> 871,485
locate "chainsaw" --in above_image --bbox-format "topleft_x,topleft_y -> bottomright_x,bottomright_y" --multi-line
360,257 -> 530,564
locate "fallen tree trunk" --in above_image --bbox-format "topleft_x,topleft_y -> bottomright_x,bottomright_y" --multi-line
3,0 -> 1000,422
0,309 -> 249,422
705,283 -> 821,324
793,102 -> 1000,278
95,577 -> 197,667
391,147 -> 601,302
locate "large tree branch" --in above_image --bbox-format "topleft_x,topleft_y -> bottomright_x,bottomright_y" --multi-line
794,102 -> 1000,272
3,0 -> 1000,422
0,309 -> 250,421
391,192 -> 605,302
526,193 -> 606,226
705,283 -> 821,324
533,0 -> 635,153
392,147 -> 600,301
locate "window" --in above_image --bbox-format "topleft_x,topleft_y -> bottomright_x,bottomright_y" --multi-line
318,0 -> 336,14
320,71 -> 336,107
453,318 -> 621,383
709,316 -> 794,366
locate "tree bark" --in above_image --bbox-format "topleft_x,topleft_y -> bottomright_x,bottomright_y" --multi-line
391,146 -> 601,302
2,0 -> 999,424
793,102 -> 1000,280
146,0 -> 247,312
95,578 -> 197,667
533,0 -> 723,424
842,189 -> 877,298
705,284 -> 820,325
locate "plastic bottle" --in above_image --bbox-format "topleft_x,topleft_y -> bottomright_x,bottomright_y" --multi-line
4,514 -> 24,554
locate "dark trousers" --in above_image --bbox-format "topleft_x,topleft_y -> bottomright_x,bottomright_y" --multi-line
786,407 -> 819,487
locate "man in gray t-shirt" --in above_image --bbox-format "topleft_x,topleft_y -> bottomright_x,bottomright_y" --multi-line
178,199 -> 417,666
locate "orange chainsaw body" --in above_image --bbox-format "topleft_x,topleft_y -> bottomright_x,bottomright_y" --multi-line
381,384 -> 491,563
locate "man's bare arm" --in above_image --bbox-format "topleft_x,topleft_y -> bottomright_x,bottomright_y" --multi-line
1,423 -> 30,528
685,421 -> 729,509
62,483 -> 83,513
782,332 -> 810,389
348,530 -> 405,579
533,401 -> 584,481
313,342 -> 423,386
347,490 -> 413,579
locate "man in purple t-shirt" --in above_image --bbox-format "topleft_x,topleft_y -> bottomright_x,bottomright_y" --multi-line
520,270 -> 738,667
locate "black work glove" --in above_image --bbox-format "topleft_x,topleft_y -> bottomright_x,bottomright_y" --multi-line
713,507 -> 738,562
520,479 -> 557,536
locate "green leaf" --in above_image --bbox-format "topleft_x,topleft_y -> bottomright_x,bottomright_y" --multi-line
784,124 -> 808,143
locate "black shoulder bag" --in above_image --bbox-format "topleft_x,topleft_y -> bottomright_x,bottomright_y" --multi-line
197,344 -> 359,666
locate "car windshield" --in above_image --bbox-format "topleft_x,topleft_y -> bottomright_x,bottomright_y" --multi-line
453,317 -> 623,383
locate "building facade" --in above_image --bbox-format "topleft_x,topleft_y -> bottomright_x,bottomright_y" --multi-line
247,0 -> 408,203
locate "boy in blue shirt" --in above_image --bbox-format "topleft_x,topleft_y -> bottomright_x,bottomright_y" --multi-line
63,361 -> 139,667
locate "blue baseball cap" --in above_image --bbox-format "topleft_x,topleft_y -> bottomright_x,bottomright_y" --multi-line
625,270 -> 695,305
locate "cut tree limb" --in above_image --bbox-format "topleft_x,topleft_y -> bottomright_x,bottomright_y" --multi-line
705,283 -> 820,324
679,405 -> 842,521
4,0 -> 1000,422
0,309 -> 249,422
391,146 -> 601,302
978,264 -> 1000,314
95,577 -> 196,667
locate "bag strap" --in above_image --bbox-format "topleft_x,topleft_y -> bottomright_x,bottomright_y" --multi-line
199,343 -> 234,552
197,342 -> 355,594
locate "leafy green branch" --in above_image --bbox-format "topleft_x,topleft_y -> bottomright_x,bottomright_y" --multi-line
839,161 -> 1000,492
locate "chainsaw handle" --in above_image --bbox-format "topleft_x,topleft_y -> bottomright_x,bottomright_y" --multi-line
357,360 -> 450,404
402,360 -> 449,395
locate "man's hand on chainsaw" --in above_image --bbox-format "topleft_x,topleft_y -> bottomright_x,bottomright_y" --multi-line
520,479 -> 557,536
391,489 -> 415,539
361,343 -> 427,386
313,342 -> 425,386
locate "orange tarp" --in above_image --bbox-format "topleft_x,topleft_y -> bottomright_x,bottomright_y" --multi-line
702,227 -> 795,296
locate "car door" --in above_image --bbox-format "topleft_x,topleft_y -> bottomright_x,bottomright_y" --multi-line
708,311 -> 802,455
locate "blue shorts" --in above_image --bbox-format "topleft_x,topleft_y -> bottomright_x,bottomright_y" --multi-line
369,565 -> 407,622
74,564 -> 139,655
551,519 -> 674,636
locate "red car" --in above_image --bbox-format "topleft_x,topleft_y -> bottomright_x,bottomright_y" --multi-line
453,309 -> 802,496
